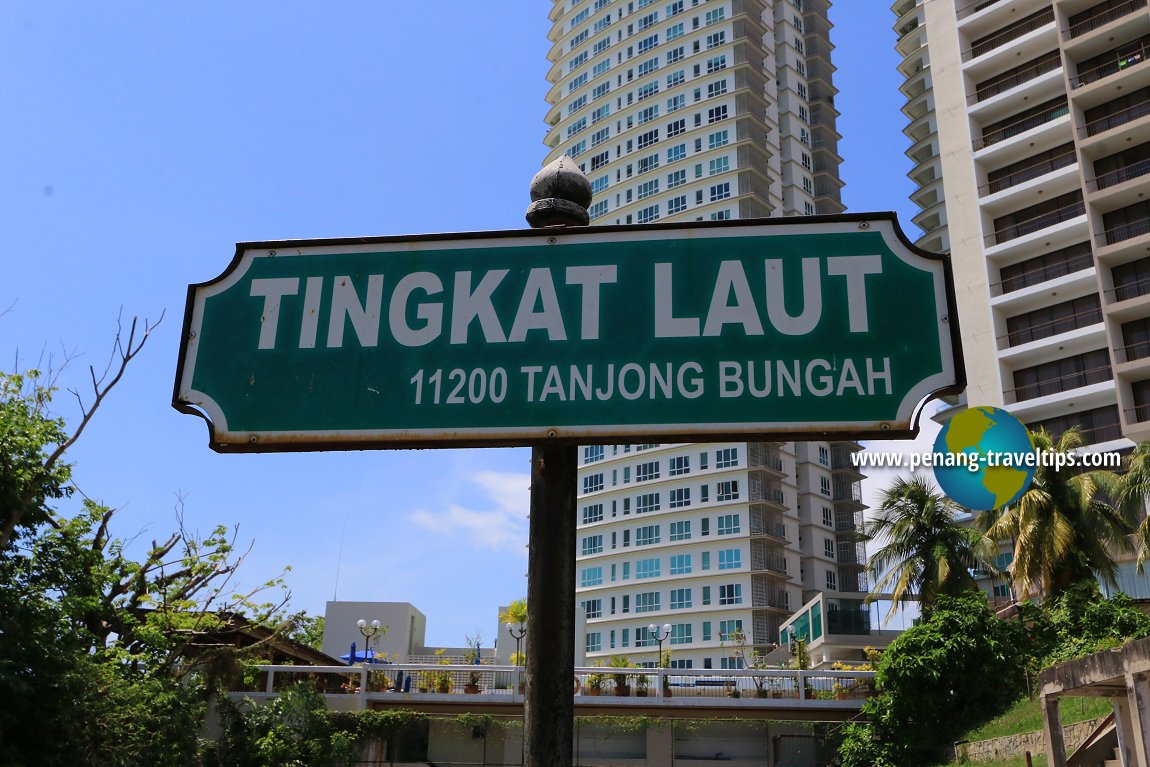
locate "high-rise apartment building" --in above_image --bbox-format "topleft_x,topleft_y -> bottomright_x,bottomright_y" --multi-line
894,0 -> 1149,451
544,0 -> 845,224
544,0 -> 869,666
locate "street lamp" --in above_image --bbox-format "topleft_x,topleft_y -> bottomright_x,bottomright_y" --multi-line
507,622 -> 527,665
648,623 -> 673,666
357,619 -> 382,663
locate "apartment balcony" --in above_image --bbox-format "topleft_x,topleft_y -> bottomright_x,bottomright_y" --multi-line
968,50 -> 1062,107
1096,216 -> 1150,250
958,0 -> 1049,39
746,441 -> 784,474
1115,339 -> 1150,364
997,305 -> 1103,348
963,8 -> 1055,64
749,505 -> 788,543
748,473 -> 786,510
974,98 -> 1071,152
1006,379 -> 1117,422
749,538 -> 786,579
835,509 -> 864,534
832,478 -> 863,506
1065,0 -> 1148,43
830,444 -> 863,473
1089,159 -> 1150,211
989,249 -> 1094,297
1077,45 -> 1150,88
1106,274 -> 1150,305
751,578 -> 792,612
1003,364 -> 1113,404
1079,95 -> 1150,152
980,149 -> 1078,197
985,199 -> 1087,247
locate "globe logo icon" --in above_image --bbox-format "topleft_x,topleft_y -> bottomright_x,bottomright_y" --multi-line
932,406 -> 1036,511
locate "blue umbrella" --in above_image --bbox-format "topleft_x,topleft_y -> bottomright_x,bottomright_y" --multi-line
340,649 -> 387,664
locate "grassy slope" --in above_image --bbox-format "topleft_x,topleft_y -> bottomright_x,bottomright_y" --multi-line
964,696 -> 1111,742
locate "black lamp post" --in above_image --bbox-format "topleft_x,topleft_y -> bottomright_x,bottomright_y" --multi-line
648,623 -> 672,666
357,619 -> 382,663
507,622 -> 527,665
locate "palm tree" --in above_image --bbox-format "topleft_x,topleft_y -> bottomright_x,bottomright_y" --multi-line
864,473 -> 999,620
980,427 -> 1129,599
1111,439 -> 1150,572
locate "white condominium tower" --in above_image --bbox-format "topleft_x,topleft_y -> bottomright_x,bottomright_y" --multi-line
894,0 -> 1149,451
544,0 -> 868,666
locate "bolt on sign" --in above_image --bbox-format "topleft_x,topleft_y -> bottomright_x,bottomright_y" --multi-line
173,215 -> 963,451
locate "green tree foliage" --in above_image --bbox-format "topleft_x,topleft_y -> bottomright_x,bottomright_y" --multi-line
840,593 -> 1026,767
1021,582 -> 1150,668
0,331 -> 293,765
981,427 -> 1128,599
863,474 -> 1000,619
288,613 -> 326,652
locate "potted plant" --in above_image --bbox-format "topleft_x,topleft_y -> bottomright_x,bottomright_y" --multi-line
585,662 -> 605,696
607,655 -> 633,696
434,670 -> 453,695
463,632 -> 483,694
635,672 -> 649,697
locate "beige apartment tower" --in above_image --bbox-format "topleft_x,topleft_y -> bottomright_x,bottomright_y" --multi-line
544,0 -> 870,667
895,0 -> 1150,450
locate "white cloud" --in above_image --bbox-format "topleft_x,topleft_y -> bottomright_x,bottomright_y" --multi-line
408,470 -> 530,553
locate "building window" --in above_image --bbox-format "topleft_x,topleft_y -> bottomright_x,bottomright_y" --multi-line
719,619 -> 742,642
717,513 -> 740,535
636,492 -> 661,513
705,31 -> 726,49
667,143 -> 686,163
701,551 -> 711,570
823,538 -> 835,559
705,8 -> 725,24
708,129 -> 729,149
670,623 -> 692,645
636,557 -> 661,579
584,445 -> 605,464
716,480 -> 739,501
637,34 -> 659,54
707,80 -> 728,98
582,535 -> 604,555
637,56 -> 660,77
585,598 -> 603,618
702,586 -> 712,605
670,588 -> 692,609
586,632 -> 602,652
581,567 -> 603,586
666,117 -> 686,137
668,169 -> 687,188
667,22 -> 684,41
637,81 -> 659,101
582,503 -> 604,524
589,200 -> 609,220
638,179 -> 660,200
819,476 -> 832,496
670,553 -> 692,574
636,591 -> 662,612
702,621 -> 712,641
708,156 -> 729,175
637,525 -> 661,546
584,473 -> 604,493
826,570 -> 837,591
668,487 -> 691,508
669,520 -> 691,540
715,447 -> 738,468
709,182 -> 731,201
637,152 -> 660,173
637,460 -> 660,482
719,548 -> 742,570
719,583 -> 743,605
993,584 -> 1010,598
707,105 -> 728,123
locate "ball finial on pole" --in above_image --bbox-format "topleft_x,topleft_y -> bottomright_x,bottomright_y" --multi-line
526,155 -> 592,228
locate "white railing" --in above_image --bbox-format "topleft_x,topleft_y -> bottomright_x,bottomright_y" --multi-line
242,664 -> 877,711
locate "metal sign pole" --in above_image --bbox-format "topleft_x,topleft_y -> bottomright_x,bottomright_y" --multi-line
522,157 -> 590,767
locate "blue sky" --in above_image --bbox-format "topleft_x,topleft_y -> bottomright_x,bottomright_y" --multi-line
1,3 -> 921,647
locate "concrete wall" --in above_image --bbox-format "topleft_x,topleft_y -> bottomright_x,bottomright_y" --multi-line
957,716 -> 1107,763
322,601 -> 426,663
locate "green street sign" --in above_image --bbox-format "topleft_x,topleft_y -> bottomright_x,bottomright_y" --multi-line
173,215 -> 963,451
